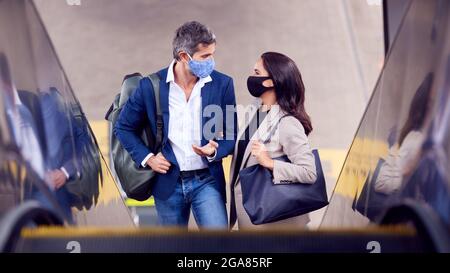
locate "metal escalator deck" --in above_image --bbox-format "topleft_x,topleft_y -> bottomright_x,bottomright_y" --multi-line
15,225 -> 427,253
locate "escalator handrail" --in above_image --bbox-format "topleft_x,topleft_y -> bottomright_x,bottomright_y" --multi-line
0,200 -> 63,253
380,198 -> 450,253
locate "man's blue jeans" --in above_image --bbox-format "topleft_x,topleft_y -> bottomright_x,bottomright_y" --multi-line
154,170 -> 228,229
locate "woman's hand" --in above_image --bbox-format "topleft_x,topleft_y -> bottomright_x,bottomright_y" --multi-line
251,141 -> 274,170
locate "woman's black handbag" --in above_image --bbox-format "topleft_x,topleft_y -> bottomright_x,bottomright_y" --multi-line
239,148 -> 328,225
354,159 -> 391,221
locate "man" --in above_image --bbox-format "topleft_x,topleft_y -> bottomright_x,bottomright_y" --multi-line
0,53 -> 84,221
114,21 -> 237,229
0,52 -> 46,181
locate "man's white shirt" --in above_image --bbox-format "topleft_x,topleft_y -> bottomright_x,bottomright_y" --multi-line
141,60 -> 214,171
6,89 -> 46,180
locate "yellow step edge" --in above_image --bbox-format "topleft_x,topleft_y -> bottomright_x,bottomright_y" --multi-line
21,225 -> 416,238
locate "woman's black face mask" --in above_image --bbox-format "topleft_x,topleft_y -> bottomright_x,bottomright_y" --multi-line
247,76 -> 273,97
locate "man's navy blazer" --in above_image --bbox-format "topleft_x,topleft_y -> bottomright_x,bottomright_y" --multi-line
114,67 -> 238,201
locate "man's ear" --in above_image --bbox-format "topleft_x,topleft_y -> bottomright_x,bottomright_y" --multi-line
178,52 -> 190,63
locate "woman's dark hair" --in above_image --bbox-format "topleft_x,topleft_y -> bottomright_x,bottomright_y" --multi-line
398,72 -> 434,146
0,52 -> 12,87
261,52 -> 313,135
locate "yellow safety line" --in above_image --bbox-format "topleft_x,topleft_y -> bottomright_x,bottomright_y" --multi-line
125,197 -> 155,207
21,225 -> 415,238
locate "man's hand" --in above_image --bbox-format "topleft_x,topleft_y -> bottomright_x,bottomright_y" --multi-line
47,170 -> 67,190
147,152 -> 171,174
251,141 -> 274,170
192,140 -> 219,157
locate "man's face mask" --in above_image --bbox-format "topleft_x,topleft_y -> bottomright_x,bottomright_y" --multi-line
187,53 -> 215,78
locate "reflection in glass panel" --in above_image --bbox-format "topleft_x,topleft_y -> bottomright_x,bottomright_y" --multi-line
321,0 -> 450,228
34,1 -> 384,229
0,0 -> 133,227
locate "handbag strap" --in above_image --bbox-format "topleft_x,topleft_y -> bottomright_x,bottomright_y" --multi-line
263,114 -> 289,144
241,114 -> 289,168
147,73 -> 163,152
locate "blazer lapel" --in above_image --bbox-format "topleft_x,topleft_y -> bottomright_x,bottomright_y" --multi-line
157,68 -> 180,167
229,99 -> 260,184
234,98 -> 261,149
158,69 -> 170,143
254,105 -> 283,143
200,82 -> 214,146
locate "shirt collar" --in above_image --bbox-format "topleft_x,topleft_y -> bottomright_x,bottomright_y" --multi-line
166,60 -> 212,84
13,87 -> 22,106
4,85 -> 23,106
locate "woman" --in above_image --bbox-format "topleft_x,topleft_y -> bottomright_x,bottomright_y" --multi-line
229,52 -> 317,230
374,73 -> 433,195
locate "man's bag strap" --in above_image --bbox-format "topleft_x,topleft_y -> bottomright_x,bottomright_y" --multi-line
148,73 -> 163,152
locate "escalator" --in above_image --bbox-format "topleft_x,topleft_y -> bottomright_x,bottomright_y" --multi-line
1,0 -> 450,253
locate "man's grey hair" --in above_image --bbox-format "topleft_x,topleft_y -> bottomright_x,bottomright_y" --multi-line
172,21 -> 216,61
